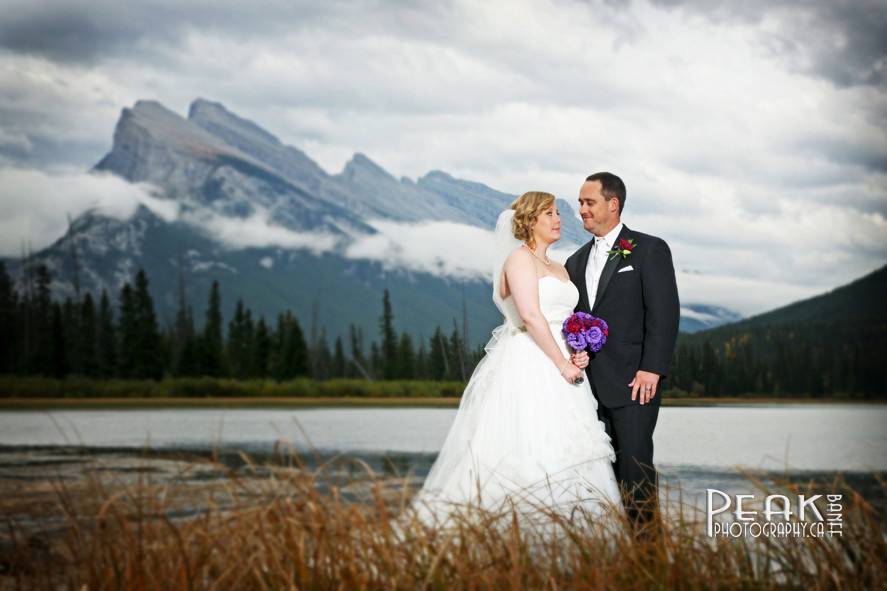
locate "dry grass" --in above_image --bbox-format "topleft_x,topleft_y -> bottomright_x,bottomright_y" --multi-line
1,449 -> 884,590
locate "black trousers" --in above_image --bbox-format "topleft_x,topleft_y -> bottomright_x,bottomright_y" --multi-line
598,403 -> 661,529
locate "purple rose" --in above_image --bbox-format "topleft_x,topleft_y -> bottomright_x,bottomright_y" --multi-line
585,326 -> 605,352
566,332 -> 586,351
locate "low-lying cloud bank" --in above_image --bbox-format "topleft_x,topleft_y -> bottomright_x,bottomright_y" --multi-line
0,167 -> 177,256
0,167 -> 873,318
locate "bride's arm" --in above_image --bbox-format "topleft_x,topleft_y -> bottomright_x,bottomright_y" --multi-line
504,250 -> 581,382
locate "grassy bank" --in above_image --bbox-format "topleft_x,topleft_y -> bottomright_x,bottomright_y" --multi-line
0,376 -> 467,399
1,449 -> 883,589
0,376 -> 880,406
1,396 -> 885,410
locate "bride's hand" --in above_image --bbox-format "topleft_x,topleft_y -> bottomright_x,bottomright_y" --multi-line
571,351 -> 589,369
560,361 -> 584,384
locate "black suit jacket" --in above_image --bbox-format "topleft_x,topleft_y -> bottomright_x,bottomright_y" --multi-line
565,225 -> 680,408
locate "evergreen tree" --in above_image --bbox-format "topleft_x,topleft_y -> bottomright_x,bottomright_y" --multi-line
61,297 -> 81,375
226,299 -> 254,379
270,313 -> 286,379
79,292 -> 99,377
370,342 -> 382,378
177,336 -> 200,377
0,261 -> 17,373
379,289 -> 398,379
117,282 -> 138,378
311,329 -> 332,380
133,269 -> 163,380
30,264 -> 54,374
96,289 -> 117,377
251,317 -> 272,378
202,280 -> 225,377
396,332 -> 415,379
701,340 -> 720,397
348,324 -> 370,379
332,336 -> 347,378
49,302 -> 67,378
274,311 -> 308,380
428,327 -> 448,381
172,255 -> 195,376
415,337 -> 428,380
287,314 -> 309,378
448,323 -> 466,381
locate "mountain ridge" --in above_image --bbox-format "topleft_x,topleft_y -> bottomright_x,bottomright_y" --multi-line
687,264 -> 886,340
6,97 -> 746,345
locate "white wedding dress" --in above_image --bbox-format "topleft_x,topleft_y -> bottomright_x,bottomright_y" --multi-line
412,211 -> 623,529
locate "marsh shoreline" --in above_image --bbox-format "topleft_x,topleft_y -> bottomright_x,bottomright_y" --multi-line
1,396 -> 883,410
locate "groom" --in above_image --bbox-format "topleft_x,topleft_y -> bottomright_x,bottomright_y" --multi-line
565,172 -> 680,532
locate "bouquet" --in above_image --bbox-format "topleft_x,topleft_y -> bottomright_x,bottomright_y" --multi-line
560,312 -> 606,385
562,312 -> 609,354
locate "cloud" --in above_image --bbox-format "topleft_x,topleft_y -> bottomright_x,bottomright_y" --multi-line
345,219 -> 495,280
0,0 -> 884,314
679,306 -> 722,323
0,167 -> 338,260
677,271 -> 819,317
0,167 -> 177,256
181,205 -> 338,254
343,218 -> 581,283
649,0 -> 887,87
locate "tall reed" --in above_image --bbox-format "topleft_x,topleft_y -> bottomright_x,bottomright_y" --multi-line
1,448 -> 883,590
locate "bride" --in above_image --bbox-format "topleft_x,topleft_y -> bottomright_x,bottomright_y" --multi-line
412,191 -> 623,528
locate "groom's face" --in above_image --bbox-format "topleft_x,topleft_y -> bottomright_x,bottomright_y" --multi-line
578,180 -> 618,237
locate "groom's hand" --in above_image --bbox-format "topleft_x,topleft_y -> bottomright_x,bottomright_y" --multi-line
629,370 -> 660,405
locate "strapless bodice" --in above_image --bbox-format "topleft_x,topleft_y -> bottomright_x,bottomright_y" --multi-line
537,275 -> 579,325
498,275 -> 579,330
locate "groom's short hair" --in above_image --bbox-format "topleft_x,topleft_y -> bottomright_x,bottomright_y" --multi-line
586,172 -> 626,214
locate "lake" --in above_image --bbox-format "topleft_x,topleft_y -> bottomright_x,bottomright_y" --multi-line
1,403 -> 884,511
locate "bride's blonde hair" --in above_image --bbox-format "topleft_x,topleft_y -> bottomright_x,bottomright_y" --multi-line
511,191 -> 556,249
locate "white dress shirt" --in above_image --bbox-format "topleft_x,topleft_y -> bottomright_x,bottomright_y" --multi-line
585,222 -> 623,310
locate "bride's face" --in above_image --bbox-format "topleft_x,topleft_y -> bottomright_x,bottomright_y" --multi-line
531,204 -> 561,246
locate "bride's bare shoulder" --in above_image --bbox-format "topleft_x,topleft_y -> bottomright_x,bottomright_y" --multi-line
504,246 -> 532,268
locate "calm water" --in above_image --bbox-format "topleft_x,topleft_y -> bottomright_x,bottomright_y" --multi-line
2,403 -> 885,512
1,404 -> 884,472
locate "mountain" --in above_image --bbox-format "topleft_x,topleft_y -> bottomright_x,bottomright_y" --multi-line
94,100 -> 372,238
669,265 -> 887,397
4,97 -> 733,346
9,99 -> 579,346
679,304 -> 743,333
186,99 -> 587,241
710,265 -> 886,331
681,264 -> 886,342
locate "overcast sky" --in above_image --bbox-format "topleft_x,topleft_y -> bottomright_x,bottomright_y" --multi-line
0,0 -> 884,314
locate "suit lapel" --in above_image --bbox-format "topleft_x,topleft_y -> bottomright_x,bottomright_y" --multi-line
572,240 -> 594,312
592,225 -> 631,314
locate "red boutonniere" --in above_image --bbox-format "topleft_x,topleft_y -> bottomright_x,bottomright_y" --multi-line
607,238 -> 636,261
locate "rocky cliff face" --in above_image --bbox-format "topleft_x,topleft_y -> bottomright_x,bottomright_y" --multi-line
7,98 -> 729,342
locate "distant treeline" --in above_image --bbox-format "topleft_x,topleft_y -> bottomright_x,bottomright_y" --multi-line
0,262 -> 484,383
1,261 -> 882,398
667,323 -> 884,398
